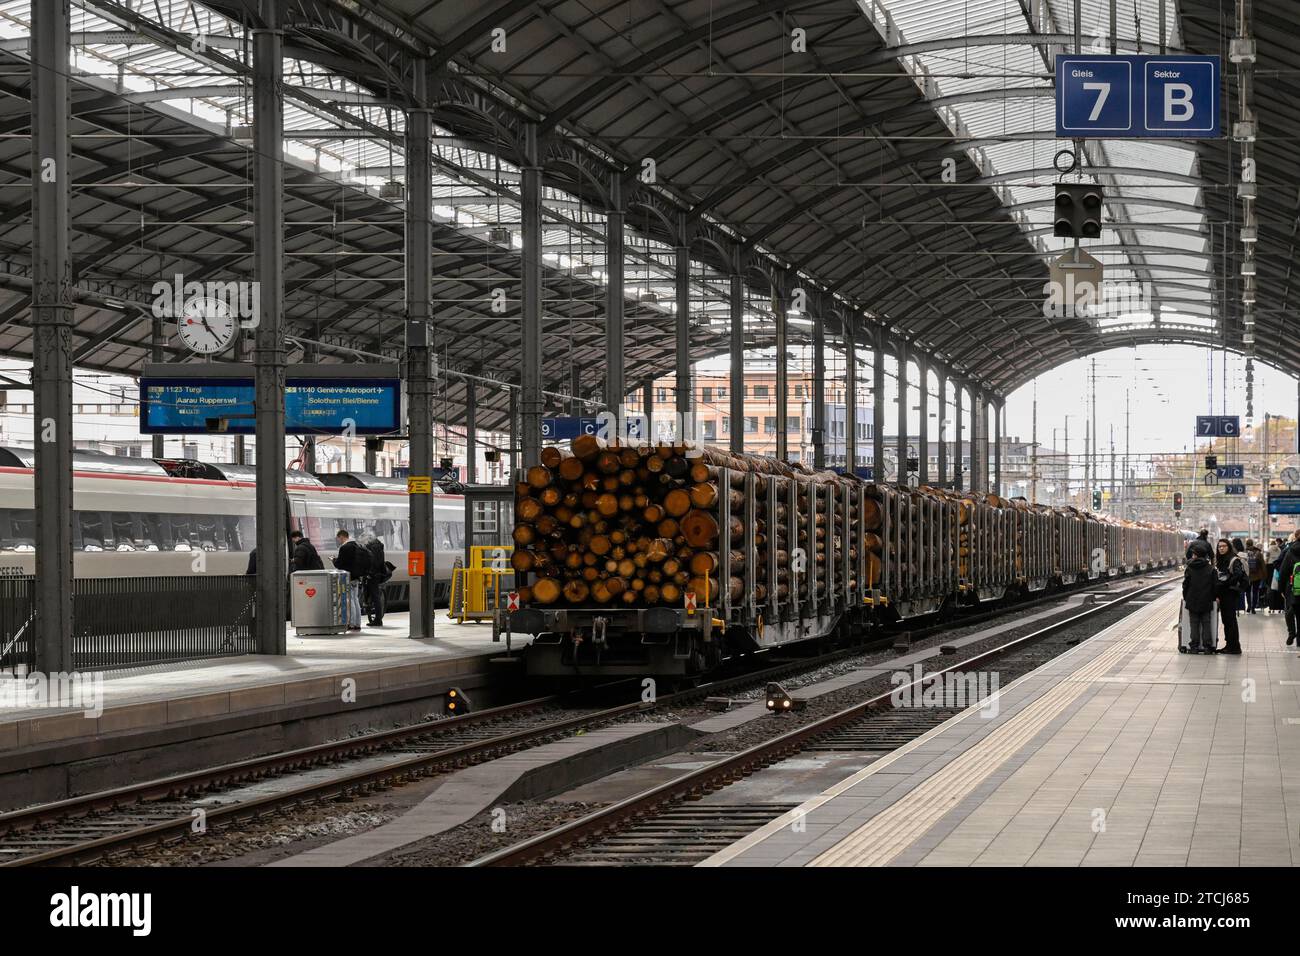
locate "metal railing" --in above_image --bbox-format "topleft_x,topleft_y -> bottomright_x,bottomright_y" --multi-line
0,576 -> 35,676
0,575 -> 257,673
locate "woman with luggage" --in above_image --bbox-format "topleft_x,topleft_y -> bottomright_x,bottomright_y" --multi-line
1214,538 -> 1247,654
1244,538 -> 1266,613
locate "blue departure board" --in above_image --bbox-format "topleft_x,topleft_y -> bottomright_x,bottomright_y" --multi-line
140,377 -> 402,435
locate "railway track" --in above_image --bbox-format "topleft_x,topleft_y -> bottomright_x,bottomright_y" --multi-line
469,575 -> 1175,867
0,572 -> 1166,867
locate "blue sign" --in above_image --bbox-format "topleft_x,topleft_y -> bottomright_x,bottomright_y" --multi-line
1225,484 -> 1247,496
1216,465 -> 1245,480
541,416 -> 644,441
1196,415 -> 1240,438
1269,492 -> 1300,515
140,377 -> 402,435
1056,55 -> 1221,138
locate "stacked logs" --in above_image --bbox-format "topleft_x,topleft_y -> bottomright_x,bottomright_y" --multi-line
512,436 -> 860,608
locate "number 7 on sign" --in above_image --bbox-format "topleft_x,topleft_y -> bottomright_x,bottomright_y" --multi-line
1083,82 -> 1111,121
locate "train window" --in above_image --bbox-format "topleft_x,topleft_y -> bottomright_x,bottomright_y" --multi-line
0,508 -> 34,550
434,521 -> 453,550
78,512 -> 106,551
169,515 -> 195,550
194,514 -> 226,551
111,512 -> 140,551
450,522 -> 464,549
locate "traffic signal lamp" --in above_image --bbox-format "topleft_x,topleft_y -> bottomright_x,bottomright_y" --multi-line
444,687 -> 470,716
1205,454 -> 1218,470
1174,492 -> 1183,512
1092,489 -> 1102,510
1053,183 -> 1104,239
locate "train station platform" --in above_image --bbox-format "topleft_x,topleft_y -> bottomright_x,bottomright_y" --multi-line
0,614 -> 520,806
706,588 -> 1300,867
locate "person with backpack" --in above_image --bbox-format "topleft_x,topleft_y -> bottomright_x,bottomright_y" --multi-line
332,529 -> 370,631
290,530 -> 324,572
1243,538 -> 1266,613
1280,532 -> 1300,644
359,532 -> 391,627
1213,539 -> 1247,654
1182,547 -> 1218,654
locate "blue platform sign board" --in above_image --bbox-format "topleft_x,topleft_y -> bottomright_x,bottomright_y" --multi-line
140,377 -> 402,435
1269,491 -> 1300,515
1216,465 -> 1245,480
1196,415 -> 1239,438
1224,484 -> 1246,496
541,416 -> 644,441
1056,55 -> 1221,138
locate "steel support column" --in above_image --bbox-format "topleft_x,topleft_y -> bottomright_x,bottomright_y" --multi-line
953,382 -> 964,490
917,353 -> 929,485
971,391 -> 988,493
936,369 -> 947,488
993,399 -> 1003,496
774,276 -> 788,461
569,364 -> 581,416
252,3 -> 287,656
508,385 -> 518,475
31,0 -> 73,672
845,318 -> 857,473
896,340 -> 908,484
642,381 -> 653,441
150,312 -> 165,458
520,123 -> 543,469
405,65 -> 435,639
811,307 -> 826,469
234,331 -> 246,464
465,378 -> 477,484
729,272 -> 744,454
872,325 -> 885,482
604,177 -> 624,415
674,215 -> 691,421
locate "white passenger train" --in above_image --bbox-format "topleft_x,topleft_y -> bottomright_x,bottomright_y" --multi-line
0,447 -> 465,605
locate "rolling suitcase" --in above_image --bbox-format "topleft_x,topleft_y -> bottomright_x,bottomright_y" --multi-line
1178,602 -> 1219,653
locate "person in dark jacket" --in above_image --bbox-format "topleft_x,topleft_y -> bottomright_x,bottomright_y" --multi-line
245,548 -> 257,576
359,532 -> 388,626
332,530 -> 366,630
1183,551 -> 1218,654
1186,528 -> 1212,561
1278,533 -> 1300,645
289,531 -> 324,572
1214,539 -> 1245,654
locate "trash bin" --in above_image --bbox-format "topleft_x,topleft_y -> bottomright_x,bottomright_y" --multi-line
291,570 -> 349,635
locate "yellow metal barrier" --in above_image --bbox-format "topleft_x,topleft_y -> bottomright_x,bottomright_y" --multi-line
448,546 -> 514,623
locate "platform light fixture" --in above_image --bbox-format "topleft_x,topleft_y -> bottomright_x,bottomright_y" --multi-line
444,687 -> 470,716
1241,259 -> 1257,276
1241,226 -> 1258,244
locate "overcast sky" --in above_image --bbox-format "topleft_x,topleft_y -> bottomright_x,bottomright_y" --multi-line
1003,345 -> 1295,460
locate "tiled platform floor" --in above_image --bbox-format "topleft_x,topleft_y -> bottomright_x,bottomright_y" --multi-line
705,590 -> 1300,867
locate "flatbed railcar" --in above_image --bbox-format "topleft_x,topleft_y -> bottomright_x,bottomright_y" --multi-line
0,447 -> 465,606
511,458 -> 1183,680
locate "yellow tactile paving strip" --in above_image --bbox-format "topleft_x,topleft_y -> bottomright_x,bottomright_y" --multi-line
702,588 -> 1178,867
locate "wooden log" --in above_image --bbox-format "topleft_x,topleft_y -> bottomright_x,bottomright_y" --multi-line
517,496 -> 544,522
558,456 -> 585,482
657,518 -> 679,539
526,465 -> 552,490
512,525 -> 536,547
540,446 -> 563,469
532,577 -> 561,605
540,486 -> 562,507
595,493 -> 619,517
664,488 -> 692,517
681,510 -> 720,548
689,483 -> 718,509
510,548 -> 535,572
563,579 -> 590,603
571,433 -> 603,462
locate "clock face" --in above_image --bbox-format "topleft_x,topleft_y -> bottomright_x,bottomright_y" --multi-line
177,298 -> 236,355
1283,466 -> 1300,487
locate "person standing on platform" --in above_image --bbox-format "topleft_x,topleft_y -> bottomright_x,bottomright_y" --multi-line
359,532 -> 390,627
1214,539 -> 1246,654
332,529 -> 367,631
289,530 -> 324,571
1186,529 -> 1211,561
1231,538 -> 1248,610
1281,532 -> 1300,645
1244,538 -> 1266,613
1183,547 -> 1218,654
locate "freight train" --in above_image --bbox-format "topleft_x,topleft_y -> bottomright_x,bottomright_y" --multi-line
506,439 -> 1185,679
0,447 -> 465,605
